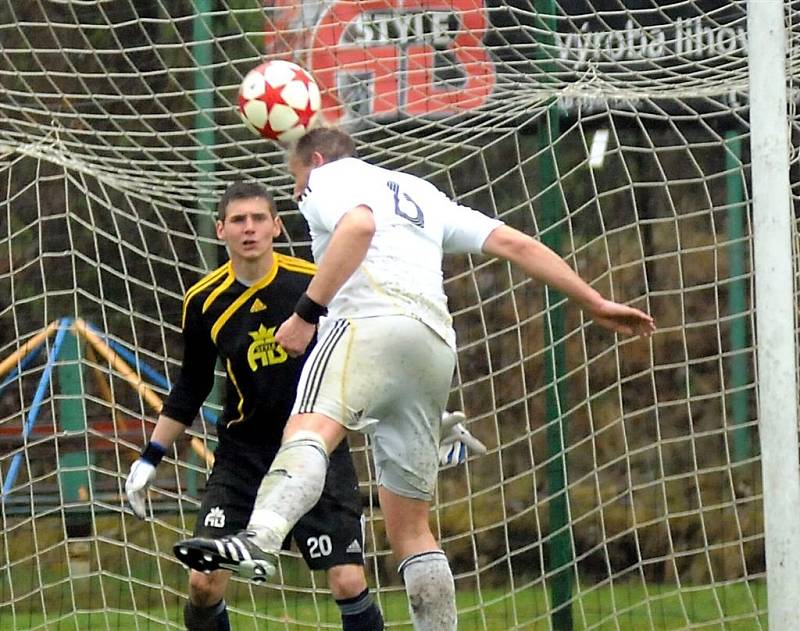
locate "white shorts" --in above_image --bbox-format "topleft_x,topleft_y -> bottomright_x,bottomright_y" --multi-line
291,315 -> 456,500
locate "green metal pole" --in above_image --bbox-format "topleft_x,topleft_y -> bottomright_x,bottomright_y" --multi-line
191,0 -> 218,496
193,0 -> 217,272
725,131 -> 749,461
539,112 -> 572,631
58,328 -> 92,541
534,1 -> 572,628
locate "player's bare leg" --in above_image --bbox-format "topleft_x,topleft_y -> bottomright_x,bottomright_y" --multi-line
328,564 -> 385,631
184,569 -> 231,630
380,487 -> 457,631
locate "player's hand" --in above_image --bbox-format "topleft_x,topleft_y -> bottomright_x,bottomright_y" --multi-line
125,459 -> 157,519
439,411 -> 487,467
588,299 -> 655,337
275,313 -> 316,357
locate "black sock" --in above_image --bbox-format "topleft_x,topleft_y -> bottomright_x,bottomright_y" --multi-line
337,588 -> 384,631
183,599 -> 231,631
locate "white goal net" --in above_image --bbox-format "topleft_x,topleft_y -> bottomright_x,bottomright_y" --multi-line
1,1 -> 797,629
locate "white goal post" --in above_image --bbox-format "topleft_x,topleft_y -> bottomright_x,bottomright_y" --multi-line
746,1 -> 800,628
1,1 -> 798,629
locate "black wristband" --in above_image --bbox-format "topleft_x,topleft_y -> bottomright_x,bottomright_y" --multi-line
141,441 -> 166,466
294,292 -> 328,325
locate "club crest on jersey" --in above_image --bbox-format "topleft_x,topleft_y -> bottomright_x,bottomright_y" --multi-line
247,324 -> 288,369
204,506 -> 226,528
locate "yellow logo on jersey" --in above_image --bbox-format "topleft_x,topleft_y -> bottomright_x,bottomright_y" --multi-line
247,324 -> 287,369
250,298 -> 267,313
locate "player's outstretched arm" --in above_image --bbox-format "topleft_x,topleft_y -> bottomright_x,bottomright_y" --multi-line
482,225 -> 655,337
125,415 -> 186,519
276,205 -> 375,356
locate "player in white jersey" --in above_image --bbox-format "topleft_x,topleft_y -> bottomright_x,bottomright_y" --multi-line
296,151 -> 500,350
177,128 -> 656,631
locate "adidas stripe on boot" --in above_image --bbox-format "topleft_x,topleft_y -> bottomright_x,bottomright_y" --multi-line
173,531 -> 277,583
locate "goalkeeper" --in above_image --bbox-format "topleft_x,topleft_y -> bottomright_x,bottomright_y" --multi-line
125,181 -> 483,631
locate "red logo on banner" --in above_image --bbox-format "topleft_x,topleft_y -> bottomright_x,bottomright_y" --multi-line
263,0 -> 494,122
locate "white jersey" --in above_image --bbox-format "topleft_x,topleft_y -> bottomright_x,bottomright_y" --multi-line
298,157 -> 502,349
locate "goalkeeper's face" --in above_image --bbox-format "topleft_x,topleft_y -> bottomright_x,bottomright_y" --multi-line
216,196 -> 282,264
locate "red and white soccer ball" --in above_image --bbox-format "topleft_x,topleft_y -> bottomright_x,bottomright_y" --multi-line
238,60 -> 321,146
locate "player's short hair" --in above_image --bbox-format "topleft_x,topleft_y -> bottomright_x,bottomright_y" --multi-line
292,127 -> 355,166
217,181 -> 276,220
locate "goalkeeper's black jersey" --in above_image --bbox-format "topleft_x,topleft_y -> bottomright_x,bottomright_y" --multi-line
161,253 -> 316,447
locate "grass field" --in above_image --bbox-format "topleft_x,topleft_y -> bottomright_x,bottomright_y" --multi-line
2,580 -> 766,630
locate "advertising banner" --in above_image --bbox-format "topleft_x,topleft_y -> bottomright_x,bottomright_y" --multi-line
262,0 -> 752,122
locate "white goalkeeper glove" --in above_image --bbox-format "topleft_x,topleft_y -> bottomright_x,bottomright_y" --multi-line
439,411 -> 487,467
125,441 -> 165,519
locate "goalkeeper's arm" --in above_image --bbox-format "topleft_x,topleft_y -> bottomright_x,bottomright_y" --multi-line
125,415 -> 187,519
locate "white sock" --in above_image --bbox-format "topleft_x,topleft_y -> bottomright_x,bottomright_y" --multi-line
247,432 -> 328,551
399,550 -> 456,631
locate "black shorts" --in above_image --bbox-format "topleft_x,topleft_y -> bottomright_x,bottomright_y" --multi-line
193,438 -> 365,571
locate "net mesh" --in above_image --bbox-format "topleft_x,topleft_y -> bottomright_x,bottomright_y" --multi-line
1,0 -> 794,628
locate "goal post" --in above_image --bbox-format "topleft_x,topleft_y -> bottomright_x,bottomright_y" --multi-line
1,1 -> 798,629
746,1 -> 800,627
